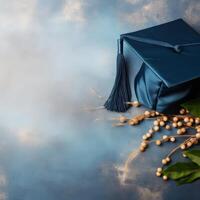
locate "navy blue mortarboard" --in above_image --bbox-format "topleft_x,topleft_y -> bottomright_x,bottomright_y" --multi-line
104,19 -> 200,113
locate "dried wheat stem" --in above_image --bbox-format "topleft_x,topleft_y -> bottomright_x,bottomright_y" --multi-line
166,145 -> 181,158
146,134 -> 193,144
166,136 -> 195,158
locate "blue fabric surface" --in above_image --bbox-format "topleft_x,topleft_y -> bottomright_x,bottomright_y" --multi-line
122,19 -> 200,88
122,19 -> 200,113
134,63 -> 198,113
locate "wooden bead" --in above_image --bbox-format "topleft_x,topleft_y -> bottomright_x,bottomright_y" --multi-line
156,140 -> 161,146
160,121 -> 165,127
196,133 -> 200,139
172,122 -> 177,128
153,125 -> 160,132
195,118 -> 200,124
162,135 -> 168,140
142,135 -> 147,140
184,117 -> 189,123
148,129 -> 154,134
153,120 -> 159,126
177,121 -> 183,127
163,116 -> 168,122
181,128 -> 186,133
170,137 -> 176,142
140,146 -> 145,152
156,172 -> 162,177
173,117 -> 179,122
177,129 -> 182,135
190,118 -> 194,123
144,111 -> 151,117
186,122 -> 192,127
180,144 -> 186,149
165,125 -> 171,130
132,101 -> 141,107
179,108 -> 186,115
141,141 -> 148,148
163,175 -> 168,181
197,128 -> 200,133
157,167 -> 162,173
162,159 -> 167,165
146,133 -> 152,138
186,141 -> 192,148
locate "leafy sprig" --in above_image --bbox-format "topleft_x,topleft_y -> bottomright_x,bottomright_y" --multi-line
163,150 -> 200,185
112,100 -> 200,185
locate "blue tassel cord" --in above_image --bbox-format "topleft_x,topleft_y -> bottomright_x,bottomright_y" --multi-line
104,39 -> 132,112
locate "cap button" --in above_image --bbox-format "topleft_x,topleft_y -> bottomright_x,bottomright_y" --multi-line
174,45 -> 182,53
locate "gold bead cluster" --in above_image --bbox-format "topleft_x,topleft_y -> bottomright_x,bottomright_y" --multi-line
112,105 -> 200,182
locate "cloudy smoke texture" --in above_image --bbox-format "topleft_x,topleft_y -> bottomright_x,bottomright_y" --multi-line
0,1 -> 200,199
0,0 -> 199,129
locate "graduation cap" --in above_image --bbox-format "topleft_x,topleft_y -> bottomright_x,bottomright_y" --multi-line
104,19 -> 200,113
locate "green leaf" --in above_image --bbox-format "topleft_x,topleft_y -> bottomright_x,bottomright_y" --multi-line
163,150 -> 200,185
181,98 -> 200,117
163,162 -> 199,180
176,171 -> 200,185
184,150 -> 200,166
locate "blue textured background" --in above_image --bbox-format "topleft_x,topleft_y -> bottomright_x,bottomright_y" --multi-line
0,1 -> 200,199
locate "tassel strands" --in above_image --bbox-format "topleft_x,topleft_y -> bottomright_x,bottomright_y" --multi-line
104,39 -> 132,112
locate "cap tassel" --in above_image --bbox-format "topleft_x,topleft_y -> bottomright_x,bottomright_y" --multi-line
104,39 -> 132,112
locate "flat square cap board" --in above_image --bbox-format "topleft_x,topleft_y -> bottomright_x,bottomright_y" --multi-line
122,19 -> 200,87
104,19 -> 200,113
